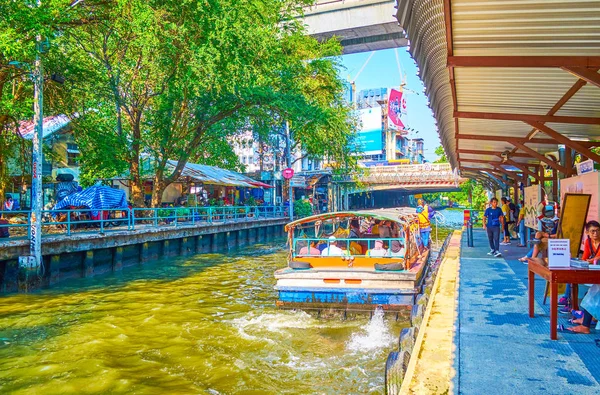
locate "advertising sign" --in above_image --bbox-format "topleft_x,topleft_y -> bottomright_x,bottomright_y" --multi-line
576,159 -> 594,175
388,88 -> 407,129
282,168 -> 294,179
355,107 -> 383,154
524,184 -> 542,230
548,239 -> 571,268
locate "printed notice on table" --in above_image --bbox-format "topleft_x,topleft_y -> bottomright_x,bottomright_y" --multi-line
548,239 -> 571,268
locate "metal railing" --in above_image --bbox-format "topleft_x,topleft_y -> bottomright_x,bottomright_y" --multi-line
0,205 -> 287,240
292,237 -> 407,258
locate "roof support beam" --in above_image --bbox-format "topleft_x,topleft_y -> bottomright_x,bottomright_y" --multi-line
457,149 -> 531,158
527,122 -> 600,164
454,111 -> 600,125
506,140 -> 568,175
457,134 -> 557,144
502,159 -> 539,181
562,67 -> 600,89
448,56 -> 600,68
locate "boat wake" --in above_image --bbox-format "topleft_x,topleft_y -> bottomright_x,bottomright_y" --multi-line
346,307 -> 395,354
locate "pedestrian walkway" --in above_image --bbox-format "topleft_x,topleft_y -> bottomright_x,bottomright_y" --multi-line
455,230 -> 600,393
403,229 -> 600,394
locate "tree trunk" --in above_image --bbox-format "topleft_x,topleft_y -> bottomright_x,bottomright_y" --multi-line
151,168 -> 166,208
129,159 -> 144,208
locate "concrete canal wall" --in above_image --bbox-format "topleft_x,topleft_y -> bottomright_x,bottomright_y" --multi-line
0,218 -> 287,293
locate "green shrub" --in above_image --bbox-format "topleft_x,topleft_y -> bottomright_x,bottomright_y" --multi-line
294,199 -> 313,218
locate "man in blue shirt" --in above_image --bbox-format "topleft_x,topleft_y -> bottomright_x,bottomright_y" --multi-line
483,197 -> 505,257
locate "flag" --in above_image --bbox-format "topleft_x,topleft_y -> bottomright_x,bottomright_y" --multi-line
388,89 -> 406,129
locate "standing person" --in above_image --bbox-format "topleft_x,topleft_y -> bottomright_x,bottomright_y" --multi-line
508,198 -> 517,239
483,197 -> 504,257
516,200 -> 526,247
500,197 -> 511,245
417,198 -> 433,248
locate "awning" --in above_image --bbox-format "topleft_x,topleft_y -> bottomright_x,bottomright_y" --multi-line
397,0 -> 600,183
166,160 -> 268,188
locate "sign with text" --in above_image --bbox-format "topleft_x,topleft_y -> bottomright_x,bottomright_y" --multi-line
524,184 -> 542,230
282,168 -> 294,179
548,239 -> 571,268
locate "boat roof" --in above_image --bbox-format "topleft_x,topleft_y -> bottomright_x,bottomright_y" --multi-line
285,209 -> 417,231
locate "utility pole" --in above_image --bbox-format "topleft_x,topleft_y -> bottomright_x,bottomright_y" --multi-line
30,31 -> 43,269
286,121 -> 293,221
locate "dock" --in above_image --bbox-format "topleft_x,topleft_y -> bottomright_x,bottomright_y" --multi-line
402,229 -> 600,394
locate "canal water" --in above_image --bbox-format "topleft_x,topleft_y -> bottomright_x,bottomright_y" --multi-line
0,243 -> 404,394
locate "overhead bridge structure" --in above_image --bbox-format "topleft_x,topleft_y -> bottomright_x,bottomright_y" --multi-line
303,0 -> 408,54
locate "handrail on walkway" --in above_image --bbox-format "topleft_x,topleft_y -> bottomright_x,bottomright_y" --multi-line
0,205 -> 288,240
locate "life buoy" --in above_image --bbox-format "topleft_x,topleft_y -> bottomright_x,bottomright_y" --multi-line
374,262 -> 405,271
289,261 -> 311,270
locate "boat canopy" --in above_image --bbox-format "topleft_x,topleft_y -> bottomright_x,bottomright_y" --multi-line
284,210 -> 416,232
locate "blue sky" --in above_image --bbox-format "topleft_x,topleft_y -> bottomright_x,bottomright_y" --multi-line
339,48 -> 440,162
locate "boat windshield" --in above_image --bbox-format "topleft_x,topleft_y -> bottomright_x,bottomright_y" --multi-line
289,214 -> 421,258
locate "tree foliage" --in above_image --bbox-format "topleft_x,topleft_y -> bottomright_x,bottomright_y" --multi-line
46,0 -> 356,206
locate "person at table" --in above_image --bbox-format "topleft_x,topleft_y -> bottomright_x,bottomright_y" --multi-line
558,221 -> 600,308
321,236 -> 346,256
483,197 -> 504,258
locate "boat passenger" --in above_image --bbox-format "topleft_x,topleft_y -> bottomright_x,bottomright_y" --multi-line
379,220 -> 392,238
417,199 -> 434,248
298,240 -> 321,256
387,240 -> 405,258
321,236 -> 346,256
366,239 -> 388,257
349,219 -> 361,238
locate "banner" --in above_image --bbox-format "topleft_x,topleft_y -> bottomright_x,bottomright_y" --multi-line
354,107 -> 383,154
524,184 -> 541,229
388,89 -> 407,129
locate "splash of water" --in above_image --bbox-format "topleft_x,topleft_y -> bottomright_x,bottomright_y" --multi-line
346,306 -> 395,353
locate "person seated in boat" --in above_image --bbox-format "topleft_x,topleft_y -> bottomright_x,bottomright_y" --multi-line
378,220 -> 392,238
387,240 -> 405,258
370,220 -> 380,235
321,236 -> 347,256
366,239 -> 388,257
349,219 -> 361,239
297,240 -> 320,256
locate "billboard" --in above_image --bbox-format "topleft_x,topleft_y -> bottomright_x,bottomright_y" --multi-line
388,88 -> 407,129
355,107 -> 383,155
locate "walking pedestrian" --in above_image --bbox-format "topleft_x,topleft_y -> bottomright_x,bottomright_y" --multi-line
483,197 -> 504,257
500,197 -> 511,245
517,200 -> 526,247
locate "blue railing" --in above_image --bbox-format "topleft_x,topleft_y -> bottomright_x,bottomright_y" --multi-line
0,205 -> 287,240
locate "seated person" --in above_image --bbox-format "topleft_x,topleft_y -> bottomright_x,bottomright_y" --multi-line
297,240 -> 320,256
379,220 -> 392,238
387,240 -> 405,258
519,214 -> 559,262
370,220 -> 380,235
349,219 -> 361,239
366,239 -> 388,257
321,236 -> 346,256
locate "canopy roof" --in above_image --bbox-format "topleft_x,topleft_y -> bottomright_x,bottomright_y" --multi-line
284,209 -> 417,231
166,160 -> 273,188
397,0 -> 600,186
18,115 -> 71,140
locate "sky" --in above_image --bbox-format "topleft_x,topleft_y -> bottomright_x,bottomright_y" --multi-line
338,48 -> 440,162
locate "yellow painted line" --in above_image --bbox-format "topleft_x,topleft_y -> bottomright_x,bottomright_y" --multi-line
400,231 -> 461,394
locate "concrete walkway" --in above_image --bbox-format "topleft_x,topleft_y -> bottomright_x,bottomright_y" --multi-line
406,229 -> 600,394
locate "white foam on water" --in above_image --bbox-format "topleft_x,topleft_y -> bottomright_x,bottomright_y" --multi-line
346,307 -> 394,353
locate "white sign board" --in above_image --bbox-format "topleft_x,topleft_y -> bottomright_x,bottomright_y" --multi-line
576,159 -> 594,175
560,172 -> 600,250
548,239 -> 571,268
524,184 -> 541,230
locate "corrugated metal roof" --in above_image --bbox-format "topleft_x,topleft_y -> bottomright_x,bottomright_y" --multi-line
397,0 -> 600,180
18,114 -> 71,140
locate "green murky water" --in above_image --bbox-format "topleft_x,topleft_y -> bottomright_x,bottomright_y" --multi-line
0,243 -> 404,394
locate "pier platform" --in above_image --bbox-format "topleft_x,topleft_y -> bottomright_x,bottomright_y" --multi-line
402,229 -> 600,394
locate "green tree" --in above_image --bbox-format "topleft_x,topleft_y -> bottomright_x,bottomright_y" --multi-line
54,0 -> 355,207
433,145 -> 447,163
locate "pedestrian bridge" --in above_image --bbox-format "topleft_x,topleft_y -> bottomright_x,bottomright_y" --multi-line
337,163 -> 466,193
303,0 -> 407,54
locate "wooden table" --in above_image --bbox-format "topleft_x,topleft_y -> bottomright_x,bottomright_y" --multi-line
528,258 -> 600,340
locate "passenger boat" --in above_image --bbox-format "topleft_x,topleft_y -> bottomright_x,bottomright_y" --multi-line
274,210 -> 430,313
